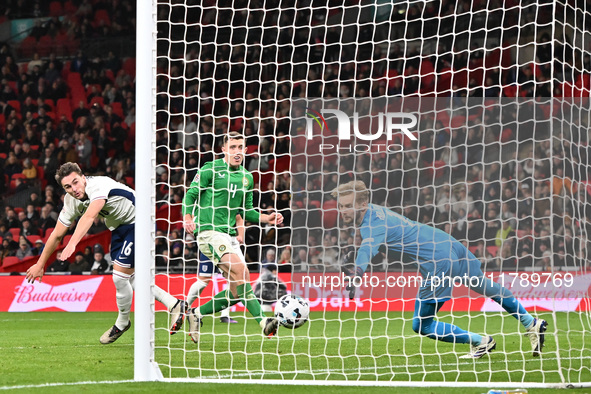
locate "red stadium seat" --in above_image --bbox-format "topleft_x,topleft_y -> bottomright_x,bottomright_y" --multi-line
269,156 -> 290,173
11,173 -> 26,181
9,228 -> 20,239
67,72 -> 83,88
124,176 -> 134,189
122,58 -> 136,78
89,96 -> 104,107
49,1 -> 63,16
111,102 -> 124,118
2,256 -> 20,269
18,36 -> 37,58
53,32 -> 70,56
64,1 -> 77,14
44,227 -> 55,238
61,234 -> 72,247
94,9 -> 111,26
57,98 -> 73,122
105,69 -> 115,82
322,200 -> 338,229
37,35 -> 54,57
44,99 -> 55,111
7,100 -> 21,114
27,235 -> 42,244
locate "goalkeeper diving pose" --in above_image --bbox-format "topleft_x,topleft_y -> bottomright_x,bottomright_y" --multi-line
25,162 -> 186,344
333,181 -> 548,359
182,132 -> 283,343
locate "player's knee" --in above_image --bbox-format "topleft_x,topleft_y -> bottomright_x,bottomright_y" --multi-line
113,272 -> 131,290
412,318 -> 423,334
412,317 -> 434,335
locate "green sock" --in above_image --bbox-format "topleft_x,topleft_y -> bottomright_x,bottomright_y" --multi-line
237,283 -> 266,323
199,289 -> 239,316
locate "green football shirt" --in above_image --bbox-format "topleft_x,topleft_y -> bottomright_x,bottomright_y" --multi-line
182,158 -> 260,236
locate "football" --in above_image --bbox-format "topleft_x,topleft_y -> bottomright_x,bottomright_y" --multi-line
274,294 -> 310,329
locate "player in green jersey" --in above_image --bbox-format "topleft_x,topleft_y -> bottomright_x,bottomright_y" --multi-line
182,132 -> 284,342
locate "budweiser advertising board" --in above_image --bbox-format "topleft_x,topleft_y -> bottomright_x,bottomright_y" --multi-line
1,272 -> 589,313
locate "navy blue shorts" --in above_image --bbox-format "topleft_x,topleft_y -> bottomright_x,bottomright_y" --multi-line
111,223 -> 135,269
197,252 -> 220,276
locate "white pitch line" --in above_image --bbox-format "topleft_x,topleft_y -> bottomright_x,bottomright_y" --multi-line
0,380 -> 135,391
0,356 -> 584,390
0,343 -> 133,350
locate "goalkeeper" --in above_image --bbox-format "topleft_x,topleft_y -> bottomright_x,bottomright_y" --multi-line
333,181 -> 547,359
182,132 -> 283,343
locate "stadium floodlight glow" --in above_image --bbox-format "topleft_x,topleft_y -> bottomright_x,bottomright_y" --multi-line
136,0 -> 591,388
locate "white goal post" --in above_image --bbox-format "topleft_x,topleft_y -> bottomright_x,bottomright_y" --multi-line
135,0 -> 591,388
135,0 -> 161,382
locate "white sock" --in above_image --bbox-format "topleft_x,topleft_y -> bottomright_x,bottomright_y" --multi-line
221,307 -> 230,317
113,271 -> 133,330
154,285 -> 178,310
187,278 -> 208,307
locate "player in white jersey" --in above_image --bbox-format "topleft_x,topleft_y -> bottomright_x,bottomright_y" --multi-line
25,162 -> 187,344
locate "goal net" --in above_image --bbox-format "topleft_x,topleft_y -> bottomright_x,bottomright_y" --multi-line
136,0 -> 591,387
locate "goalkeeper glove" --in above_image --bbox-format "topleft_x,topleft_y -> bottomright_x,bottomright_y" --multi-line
341,251 -> 364,299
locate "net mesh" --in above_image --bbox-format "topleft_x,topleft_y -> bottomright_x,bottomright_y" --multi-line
151,0 -> 591,386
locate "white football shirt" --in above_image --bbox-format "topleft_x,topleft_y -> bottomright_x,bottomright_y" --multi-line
58,176 -> 135,231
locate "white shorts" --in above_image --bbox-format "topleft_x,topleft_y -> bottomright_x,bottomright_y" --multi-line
196,230 -> 245,265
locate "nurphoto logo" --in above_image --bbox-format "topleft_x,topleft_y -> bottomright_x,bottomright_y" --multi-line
305,108 -> 418,153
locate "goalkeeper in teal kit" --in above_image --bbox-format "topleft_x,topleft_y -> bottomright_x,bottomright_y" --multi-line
333,181 -> 548,359
182,132 -> 283,343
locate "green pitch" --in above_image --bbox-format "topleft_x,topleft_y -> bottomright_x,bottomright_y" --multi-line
1,311 -> 590,393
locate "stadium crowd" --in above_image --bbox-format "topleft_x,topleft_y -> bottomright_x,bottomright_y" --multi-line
0,0 -> 136,272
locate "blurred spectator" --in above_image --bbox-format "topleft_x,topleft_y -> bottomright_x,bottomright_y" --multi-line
16,238 -> 34,260
87,217 -> 108,234
254,264 -> 287,312
68,252 -> 90,274
57,140 -> 78,164
32,239 -> 44,255
261,248 -> 276,268
90,244 -> 110,274
4,153 -> 22,178
38,203 -> 58,234
21,218 -> 38,237
83,245 -> 94,266
47,251 -> 69,272
76,133 -> 92,168
22,158 -> 37,180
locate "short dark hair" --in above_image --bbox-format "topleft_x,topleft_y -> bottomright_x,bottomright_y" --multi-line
223,132 -> 244,146
55,162 -> 83,185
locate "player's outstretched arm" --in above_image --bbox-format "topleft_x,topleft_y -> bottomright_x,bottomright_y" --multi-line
61,199 -> 106,261
25,221 -> 69,283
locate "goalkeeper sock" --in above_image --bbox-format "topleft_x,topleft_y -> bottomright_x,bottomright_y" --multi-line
198,289 -> 240,316
470,275 -> 535,329
154,285 -> 178,310
237,283 -> 266,324
113,271 -> 133,330
414,318 -> 481,345
187,278 -> 208,307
